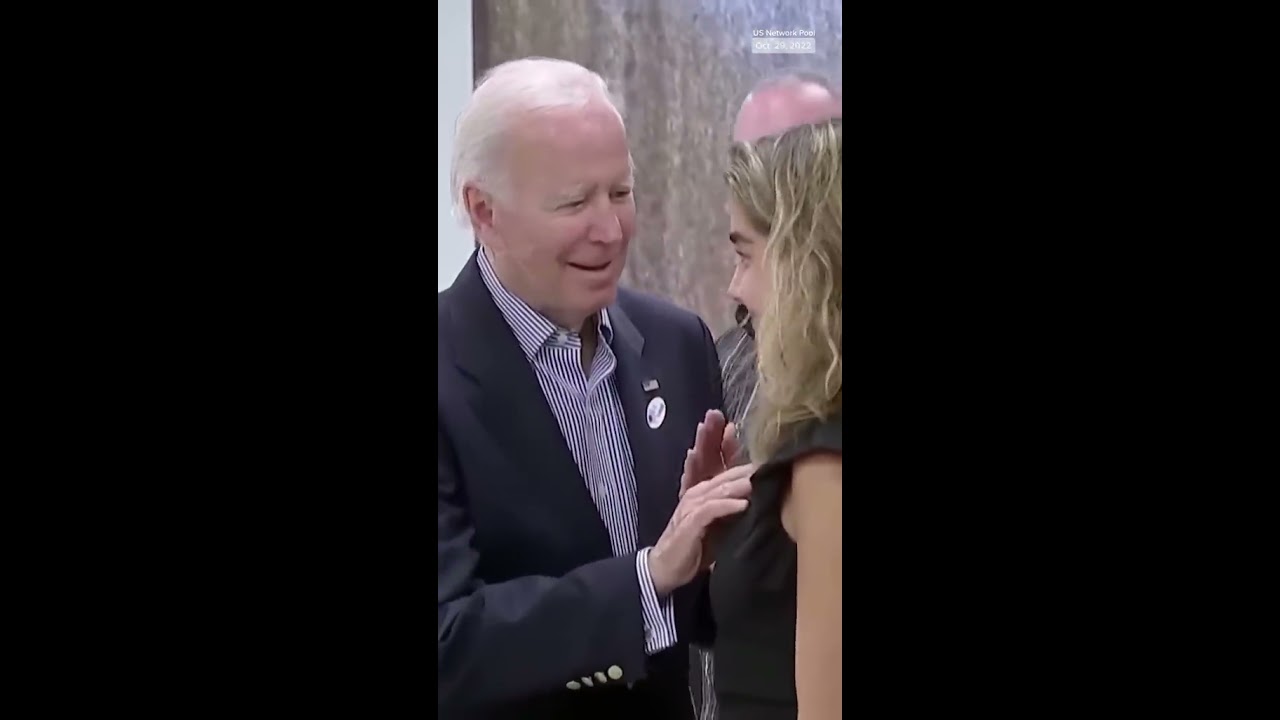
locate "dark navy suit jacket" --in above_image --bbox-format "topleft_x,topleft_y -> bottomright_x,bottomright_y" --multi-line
438,253 -> 723,719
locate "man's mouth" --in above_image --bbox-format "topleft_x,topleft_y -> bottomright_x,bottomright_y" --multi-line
568,261 -> 610,271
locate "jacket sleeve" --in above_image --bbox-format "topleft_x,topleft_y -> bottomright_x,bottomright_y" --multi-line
437,424 -> 652,716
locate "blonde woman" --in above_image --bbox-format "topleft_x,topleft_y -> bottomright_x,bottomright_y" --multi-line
698,119 -> 843,720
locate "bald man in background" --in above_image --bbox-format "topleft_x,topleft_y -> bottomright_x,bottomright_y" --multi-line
693,71 -> 842,720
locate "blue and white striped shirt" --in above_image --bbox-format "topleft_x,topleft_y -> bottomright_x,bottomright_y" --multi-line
478,250 -> 678,655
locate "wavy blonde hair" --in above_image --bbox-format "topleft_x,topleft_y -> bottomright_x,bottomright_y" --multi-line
725,119 -> 842,462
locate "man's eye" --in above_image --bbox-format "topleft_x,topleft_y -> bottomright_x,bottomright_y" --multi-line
611,189 -> 632,199
562,199 -> 586,209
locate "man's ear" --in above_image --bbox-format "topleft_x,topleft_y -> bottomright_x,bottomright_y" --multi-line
463,184 -> 496,235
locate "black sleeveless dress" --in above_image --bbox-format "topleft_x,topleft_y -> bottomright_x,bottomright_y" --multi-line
708,415 -> 842,720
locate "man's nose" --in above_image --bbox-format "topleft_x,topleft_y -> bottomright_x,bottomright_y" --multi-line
588,205 -> 624,244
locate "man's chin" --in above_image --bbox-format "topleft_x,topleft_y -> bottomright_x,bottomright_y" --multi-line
572,286 -> 619,315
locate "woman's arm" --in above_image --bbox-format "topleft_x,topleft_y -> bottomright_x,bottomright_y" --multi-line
789,451 -> 843,720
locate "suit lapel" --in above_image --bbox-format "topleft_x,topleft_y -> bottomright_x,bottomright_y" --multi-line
445,254 -> 611,551
608,304 -> 672,549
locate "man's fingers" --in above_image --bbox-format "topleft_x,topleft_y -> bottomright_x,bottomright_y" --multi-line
689,476 -> 751,502
690,421 -> 712,474
705,463 -> 756,492
715,476 -> 752,500
690,415 -> 724,472
683,411 -> 738,499
688,498 -> 750,527
708,462 -> 757,486
683,464 -> 756,501
721,422 -> 742,464
704,412 -> 726,445
698,412 -> 725,447
679,449 -> 697,497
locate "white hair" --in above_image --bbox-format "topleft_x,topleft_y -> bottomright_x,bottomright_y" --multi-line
449,57 -> 623,230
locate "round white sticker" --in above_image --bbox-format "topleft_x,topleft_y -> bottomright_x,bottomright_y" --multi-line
646,397 -> 666,429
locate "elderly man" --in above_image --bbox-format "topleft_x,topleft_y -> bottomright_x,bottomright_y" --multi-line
694,71 -> 843,720
437,58 -> 751,719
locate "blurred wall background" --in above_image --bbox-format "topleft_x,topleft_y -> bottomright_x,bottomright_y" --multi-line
438,1 -> 474,291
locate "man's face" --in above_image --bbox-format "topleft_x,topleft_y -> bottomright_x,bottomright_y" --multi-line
468,99 -> 636,329
726,200 -> 769,321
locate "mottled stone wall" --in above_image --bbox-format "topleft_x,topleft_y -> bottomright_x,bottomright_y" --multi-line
473,0 -> 842,337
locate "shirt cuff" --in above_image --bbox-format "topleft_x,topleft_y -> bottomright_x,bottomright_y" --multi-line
636,547 -> 678,655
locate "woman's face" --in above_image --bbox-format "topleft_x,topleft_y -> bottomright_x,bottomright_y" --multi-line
726,200 -> 770,320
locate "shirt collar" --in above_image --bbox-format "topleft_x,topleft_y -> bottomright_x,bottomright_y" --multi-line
477,248 -> 614,360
